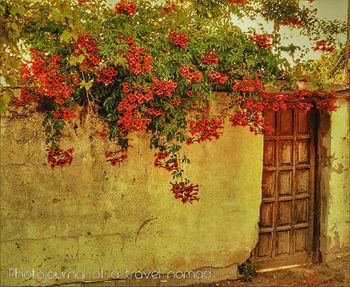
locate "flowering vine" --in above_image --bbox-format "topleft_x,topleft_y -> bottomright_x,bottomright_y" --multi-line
3,0 -> 344,204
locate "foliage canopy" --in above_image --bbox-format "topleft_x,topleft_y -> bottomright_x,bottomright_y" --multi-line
0,0 -> 346,203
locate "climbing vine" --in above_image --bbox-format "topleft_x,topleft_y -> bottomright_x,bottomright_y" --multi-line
0,0 -> 346,203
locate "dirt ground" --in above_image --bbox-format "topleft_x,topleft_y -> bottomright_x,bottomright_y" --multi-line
81,262 -> 350,287
194,263 -> 350,287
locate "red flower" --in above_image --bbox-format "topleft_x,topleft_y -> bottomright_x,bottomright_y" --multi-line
154,152 -> 179,171
163,2 -> 176,14
96,66 -> 118,86
126,36 -> 135,45
147,108 -> 164,117
187,116 -> 224,144
105,147 -> 128,165
115,0 -> 136,15
181,66 -> 203,84
313,40 -> 334,52
74,34 -> 101,71
201,51 -> 219,65
144,92 -> 153,101
152,80 -> 178,97
125,43 -> 153,75
74,34 -> 98,54
232,75 -> 264,92
20,50 -> 75,108
171,182 -> 199,204
169,31 -> 190,49
47,147 -> 74,168
54,107 -> 77,120
169,98 -> 181,106
208,71 -> 228,85
249,32 -> 272,49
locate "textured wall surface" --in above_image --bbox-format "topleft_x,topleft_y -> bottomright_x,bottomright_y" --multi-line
1,90 -> 349,287
319,91 -> 350,264
0,109 -> 264,286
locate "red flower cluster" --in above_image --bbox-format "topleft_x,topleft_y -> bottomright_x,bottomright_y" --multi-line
74,34 -> 101,71
228,0 -> 246,3
54,107 -> 77,120
262,89 -> 337,112
169,31 -> 190,49
154,152 -> 179,171
117,84 -> 154,132
171,182 -> 199,204
74,34 -> 98,54
154,149 -> 199,204
117,111 -> 151,132
147,108 -> 165,117
208,71 -> 228,85
105,148 -> 128,165
249,32 -> 272,49
47,147 -> 74,168
313,92 -> 337,111
169,98 -> 181,106
201,51 -> 219,65
281,17 -> 303,27
187,116 -> 224,144
151,80 -> 178,97
313,40 -> 334,52
120,82 -> 154,103
163,2 -> 176,14
232,75 -> 264,93
181,66 -> 203,85
115,0 -> 136,15
230,111 -> 250,127
230,92 -> 276,134
230,77 -> 337,134
126,43 -> 153,75
96,66 -> 118,86
20,50 -> 75,106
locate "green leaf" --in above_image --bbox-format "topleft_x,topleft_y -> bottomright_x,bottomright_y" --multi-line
9,6 -> 26,17
60,30 -> 73,43
80,80 -> 93,91
69,54 -> 85,66
103,97 -> 114,109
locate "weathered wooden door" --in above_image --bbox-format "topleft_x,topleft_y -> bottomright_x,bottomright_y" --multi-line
254,109 -> 316,269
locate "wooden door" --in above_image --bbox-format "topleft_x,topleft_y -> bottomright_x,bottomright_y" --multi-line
254,109 -> 316,269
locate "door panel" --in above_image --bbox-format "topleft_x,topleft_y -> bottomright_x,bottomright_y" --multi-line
254,109 -> 316,269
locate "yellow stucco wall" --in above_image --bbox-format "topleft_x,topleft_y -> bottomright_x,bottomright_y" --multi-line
0,110 -> 263,286
319,91 -> 350,263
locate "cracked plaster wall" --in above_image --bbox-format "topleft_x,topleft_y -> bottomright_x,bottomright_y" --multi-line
0,100 -> 263,286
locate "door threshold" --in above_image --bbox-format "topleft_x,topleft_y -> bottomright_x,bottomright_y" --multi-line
257,264 -> 304,273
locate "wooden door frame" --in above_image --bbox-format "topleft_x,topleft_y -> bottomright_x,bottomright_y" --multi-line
312,108 -> 321,264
